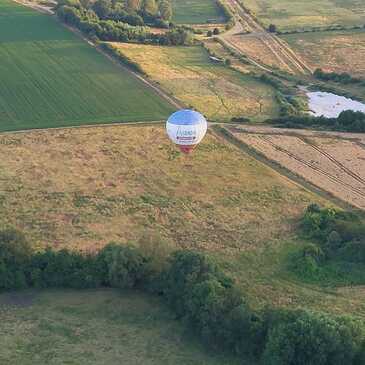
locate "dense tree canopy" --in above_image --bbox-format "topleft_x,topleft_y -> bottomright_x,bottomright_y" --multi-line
56,0 -> 193,45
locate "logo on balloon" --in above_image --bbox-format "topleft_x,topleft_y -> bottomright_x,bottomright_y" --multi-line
166,110 -> 208,154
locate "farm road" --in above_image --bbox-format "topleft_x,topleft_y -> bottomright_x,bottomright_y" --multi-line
220,0 -> 313,74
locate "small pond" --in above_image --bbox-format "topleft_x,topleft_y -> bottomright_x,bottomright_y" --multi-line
306,91 -> 365,118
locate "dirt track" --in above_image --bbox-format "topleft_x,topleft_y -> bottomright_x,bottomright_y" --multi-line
221,0 -> 312,74
226,125 -> 365,210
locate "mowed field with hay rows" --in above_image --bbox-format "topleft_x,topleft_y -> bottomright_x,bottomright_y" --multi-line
243,0 -> 365,30
172,0 -> 225,24
0,289 -> 241,365
111,43 -> 280,122
0,0 -> 174,132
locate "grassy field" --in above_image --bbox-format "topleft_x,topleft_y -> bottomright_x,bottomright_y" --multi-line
243,0 -> 365,30
0,0 -> 174,132
282,30 -> 365,77
2,125 -> 364,319
0,125 -> 320,251
172,0 -> 224,24
111,43 -> 280,122
0,289 -> 242,364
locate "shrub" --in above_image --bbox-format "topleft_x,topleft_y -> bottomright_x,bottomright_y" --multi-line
231,116 -> 250,123
213,27 -> 220,35
0,228 -> 32,289
263,310 -> 365,365
268,24 -> 276,33
325,230 -> 342,254
29,248 -> 100,288
289,243 -> 323,279
161,250 -> 230,316
98,243 -> 148,288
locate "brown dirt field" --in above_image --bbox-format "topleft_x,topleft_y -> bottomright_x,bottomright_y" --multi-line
228,125 -> 365,210
282,30 -> 365,77
0,125 -> 324,252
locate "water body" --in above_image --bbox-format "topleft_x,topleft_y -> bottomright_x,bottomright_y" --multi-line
306,91 -> 365,118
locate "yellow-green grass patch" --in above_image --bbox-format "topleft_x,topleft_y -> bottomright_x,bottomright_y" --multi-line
243,0 -> 365,31
282,30 -> 365,78
0,289 -> 242,364
110,43 -> 280,122
172,0 -> 226,24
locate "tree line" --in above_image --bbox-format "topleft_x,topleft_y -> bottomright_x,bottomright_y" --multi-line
56,0 -> 193,45
269,110 -> 365,133
314,68 -> 365,86
0,227 -> 364,364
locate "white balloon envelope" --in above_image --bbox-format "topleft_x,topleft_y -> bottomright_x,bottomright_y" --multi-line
166,109 -> 208,154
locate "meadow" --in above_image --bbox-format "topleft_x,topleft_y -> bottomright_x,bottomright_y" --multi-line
111,43 -> 280,122
243,0 -> 365,30
0,0 -> 174,132
282,30 -> 365,78
172,0 -> 224,24
0,289 -> 242,364
1,124 -> 365,319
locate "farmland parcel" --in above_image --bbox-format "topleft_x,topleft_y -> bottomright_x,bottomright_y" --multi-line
172,0 -> 224,24
0,0 -> 174,131
111,43 -> 280,122
243,0 -> 365,30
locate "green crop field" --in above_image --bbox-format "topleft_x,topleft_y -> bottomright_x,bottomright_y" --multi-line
243,0 -> 365,30
0,289 -> 242,364
0,0 -> 174,132
172,0 -> 225,24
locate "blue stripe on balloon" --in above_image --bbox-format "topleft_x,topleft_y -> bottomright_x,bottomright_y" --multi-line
167,109 -> 206,125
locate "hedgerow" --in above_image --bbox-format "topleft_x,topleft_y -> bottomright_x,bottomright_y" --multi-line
0,227 -> 364,363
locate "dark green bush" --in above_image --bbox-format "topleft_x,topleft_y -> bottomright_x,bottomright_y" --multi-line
0,228 -> 32,289
288,243 -> 324,279
160,250 -> 264,357
98,243 -> 148,288
263,310 -> 365,365
29,248 -> 101,288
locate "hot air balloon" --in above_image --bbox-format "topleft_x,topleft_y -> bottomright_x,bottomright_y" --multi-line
166,109 -> 208,154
